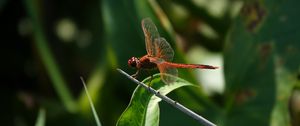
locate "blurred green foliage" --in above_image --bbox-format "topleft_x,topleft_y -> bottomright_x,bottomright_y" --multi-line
1,0 -> 300,126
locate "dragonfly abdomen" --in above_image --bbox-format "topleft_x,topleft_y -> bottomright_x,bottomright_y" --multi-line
163,62 -> 218,69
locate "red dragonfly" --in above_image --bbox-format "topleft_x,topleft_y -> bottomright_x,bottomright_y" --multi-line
128,18 -> 218,84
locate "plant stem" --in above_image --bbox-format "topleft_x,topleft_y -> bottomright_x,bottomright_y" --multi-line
117,69 -> 217,126
80,77 -> 102,126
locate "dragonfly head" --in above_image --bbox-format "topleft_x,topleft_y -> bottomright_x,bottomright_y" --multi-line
128,57 -> 139,68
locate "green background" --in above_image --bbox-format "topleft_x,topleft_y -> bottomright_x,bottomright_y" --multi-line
1,0 -> 299,125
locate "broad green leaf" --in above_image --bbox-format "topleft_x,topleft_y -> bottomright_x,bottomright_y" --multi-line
117,74 -> 194,126
224,2 -> 275,126
266,1 -> 300,125
224,0 -> 300,126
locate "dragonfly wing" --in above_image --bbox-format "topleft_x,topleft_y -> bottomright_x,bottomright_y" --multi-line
154,37 -> 174,62
156,62 -> 178,84
142,18 -> 160,56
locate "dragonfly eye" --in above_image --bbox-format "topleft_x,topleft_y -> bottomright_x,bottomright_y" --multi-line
128,57 -> 137,67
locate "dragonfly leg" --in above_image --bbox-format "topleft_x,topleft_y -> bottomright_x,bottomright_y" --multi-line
131,69 -> 140,78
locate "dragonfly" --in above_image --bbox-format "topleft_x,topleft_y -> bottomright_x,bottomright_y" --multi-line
128,18 -> 218,84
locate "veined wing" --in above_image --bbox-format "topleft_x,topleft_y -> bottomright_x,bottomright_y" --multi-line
142,18 -> 177,84
142,18 -> 174,61
157,62 -> 178,84
142,18 -> 160,56
154,37 -> 174,62
150,58 -> 178,84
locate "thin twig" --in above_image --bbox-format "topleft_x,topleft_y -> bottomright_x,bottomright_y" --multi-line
117,69 -> 216,126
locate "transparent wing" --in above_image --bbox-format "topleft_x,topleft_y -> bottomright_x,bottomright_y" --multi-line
154,37 -> 174,62
157,62 -> 178,84
142,18 -> 160,56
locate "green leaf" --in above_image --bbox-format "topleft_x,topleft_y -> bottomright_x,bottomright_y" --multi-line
117,74 -> 194,126
224,2 -> 276,126
224,0 -> 300,125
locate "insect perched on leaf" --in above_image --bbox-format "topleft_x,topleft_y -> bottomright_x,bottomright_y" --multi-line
128,18 -> 218,84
